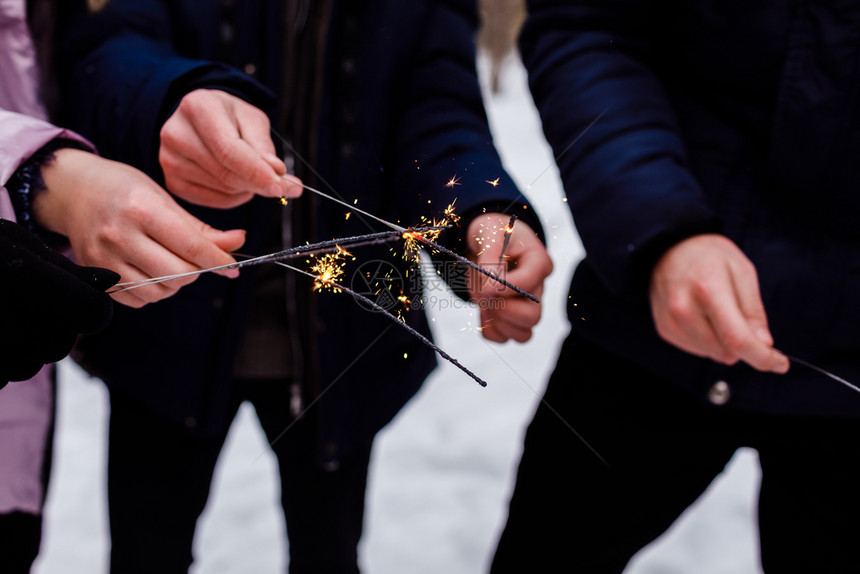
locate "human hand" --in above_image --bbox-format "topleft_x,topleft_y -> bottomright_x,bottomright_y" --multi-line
649,233 -> 789,373
0,218 -> 118,385
159,89 -> 303,208
34,148 -> 246,308
466,213 -> 553,343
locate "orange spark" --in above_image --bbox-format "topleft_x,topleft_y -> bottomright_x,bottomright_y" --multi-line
443,200 -> 461,225
309,250 -> 348,292
486,177 -> 500,187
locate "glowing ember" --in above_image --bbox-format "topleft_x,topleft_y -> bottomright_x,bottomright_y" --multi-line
486,177 -> 500,187
443,200 -> 460,225
309,249 -> 348,292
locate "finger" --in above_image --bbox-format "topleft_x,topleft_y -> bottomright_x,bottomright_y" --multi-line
236,111 -> 280,170
160,112 -> 249,192
483,308 -> 535,342
263,153 -> 287,176
728,258 -> 774,346
166,177 -> 255,209
478,316 -> 508,343
201,227 -> 246,278
281,174 -> 304,198
106,262 -> 183,308
705,284 -> 789,373
485,297 -> 543,330
653,289 -> 732,363
167,92 -> 288,198
161,142 -> 258,207
146,208 -> 241,273
202,226 -> 246,253
192,103 -> 287,198
503,236 -> 554,293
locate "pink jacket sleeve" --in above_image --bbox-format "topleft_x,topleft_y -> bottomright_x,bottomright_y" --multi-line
0,110 -> 93,221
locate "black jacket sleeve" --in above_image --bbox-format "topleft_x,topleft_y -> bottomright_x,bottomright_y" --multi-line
521,0 -> 721,298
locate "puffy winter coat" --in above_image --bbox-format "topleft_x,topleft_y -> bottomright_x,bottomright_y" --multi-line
522,0 -> 860,416
58,0 -> 541,465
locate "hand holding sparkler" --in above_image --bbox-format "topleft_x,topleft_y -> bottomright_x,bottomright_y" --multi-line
159,89 -> 303,208
466,212 -> 553,343
34,148 -> 246,308
649,233 -> 790,373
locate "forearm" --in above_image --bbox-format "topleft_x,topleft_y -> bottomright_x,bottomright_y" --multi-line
522,0 -> 720,297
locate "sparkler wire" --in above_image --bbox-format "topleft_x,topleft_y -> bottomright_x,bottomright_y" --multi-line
410,233 -> 540,303
268,136 -> 540,303
498,213 -> 518,264
109,227 -> 447,293
274,261 -> 489,387
787,355 -> 860,396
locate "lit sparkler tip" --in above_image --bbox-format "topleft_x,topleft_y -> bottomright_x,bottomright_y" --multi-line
280,197 -> 289,206
443,200 -> 460,225
310,250 -> 348,292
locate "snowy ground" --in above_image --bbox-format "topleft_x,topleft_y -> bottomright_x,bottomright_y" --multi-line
33,54 -> 763,573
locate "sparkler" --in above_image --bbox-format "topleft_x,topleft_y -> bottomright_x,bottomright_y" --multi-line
787,355 -> 860,396
273,260 -> 488,387
110,228 -> 445,293
281,180 -> 539,302
269,129 -> 538,302
113,145 -> 541,387
499,213 -> 518,264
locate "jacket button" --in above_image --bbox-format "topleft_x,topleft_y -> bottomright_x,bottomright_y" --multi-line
708,380 -> 731,405
185,416 -> 197,428
243,63 -> 256,75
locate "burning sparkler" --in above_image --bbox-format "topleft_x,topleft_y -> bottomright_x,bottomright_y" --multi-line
110,228 -> 445,293
499,213 -> 518,264
274,260 -> 489,387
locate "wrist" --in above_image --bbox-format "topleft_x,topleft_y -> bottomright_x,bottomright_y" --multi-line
35,147 -> 102,238
8,139 -> 91,243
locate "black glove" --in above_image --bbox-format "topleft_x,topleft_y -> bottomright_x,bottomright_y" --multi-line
0,218 -> 119,386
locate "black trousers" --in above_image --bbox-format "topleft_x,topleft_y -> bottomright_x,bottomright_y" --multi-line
490,334 -> 860,573
107,380 -> 370,574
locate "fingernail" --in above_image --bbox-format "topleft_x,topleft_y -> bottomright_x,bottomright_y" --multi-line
284,182 -> 303,198
223,268 -> 239,279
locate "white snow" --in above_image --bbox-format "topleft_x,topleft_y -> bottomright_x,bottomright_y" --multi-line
32,53 -> 762,574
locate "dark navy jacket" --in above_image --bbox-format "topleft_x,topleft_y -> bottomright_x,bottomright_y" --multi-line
522,0 -> 860,416
57,0 -> 539,464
